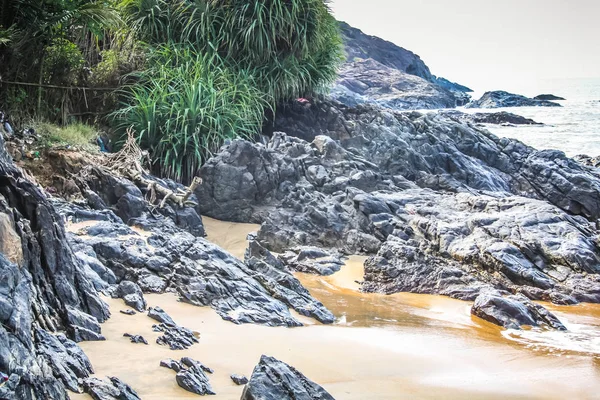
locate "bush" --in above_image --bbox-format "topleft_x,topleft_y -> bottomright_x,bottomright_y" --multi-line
174,0 -> 344,102
113,46 -> 268,182
116,0 -> 343,182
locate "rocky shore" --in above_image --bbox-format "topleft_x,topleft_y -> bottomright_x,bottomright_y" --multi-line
201,97 -> 600,327
1,20 -> 599,400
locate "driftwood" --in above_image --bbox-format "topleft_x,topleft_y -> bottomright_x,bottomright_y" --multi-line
100,129 -> 201,209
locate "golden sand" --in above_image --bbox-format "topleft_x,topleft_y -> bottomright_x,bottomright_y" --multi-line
70,218 -> 600,400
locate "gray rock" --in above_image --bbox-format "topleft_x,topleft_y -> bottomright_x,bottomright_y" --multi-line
197,98 -> 600,329
279,247 -> 345,276
147,306 -> 176,326
241,355 -> 334,400
114,281 -> 146,312
334,58 -> 467,110
160,359 -> 183,372
440,110 -> 542,125
230,374 -> 248,385
472,292 -> 567,330
82,376 -> 141,400
182,357 -> 214,374
534,94 -> 565,101
175,358 -> 215,396
153,323 -> 198,350
0,131 -> 109,399
123,333 -> 148,345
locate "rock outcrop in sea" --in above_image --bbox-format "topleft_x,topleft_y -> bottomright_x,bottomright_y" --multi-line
534,94 -> 566,101
467,91 -> 562,108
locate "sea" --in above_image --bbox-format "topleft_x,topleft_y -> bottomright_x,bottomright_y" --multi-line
459,77 -> 600,157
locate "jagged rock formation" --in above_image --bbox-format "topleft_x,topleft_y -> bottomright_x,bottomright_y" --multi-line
241,355 -> 335,400
575,154 -> 600,168
467,91 -> 562,108
33,152 -> 334,327
82,376 -> 141,400
231,374 -> 249,385
334,59 -> 465,109
161,357 -> 215,396
0,130 -> 114,398
340,21 -> 434,81
198,98 -> 600,329
336,21 -> 471,109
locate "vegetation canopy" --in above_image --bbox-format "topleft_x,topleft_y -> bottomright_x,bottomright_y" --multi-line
0,0 -> 343,182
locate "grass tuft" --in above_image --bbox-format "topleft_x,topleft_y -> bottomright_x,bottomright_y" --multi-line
33,122 -> 100,151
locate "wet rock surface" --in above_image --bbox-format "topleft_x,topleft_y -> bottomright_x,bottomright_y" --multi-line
241,355 -> 335,400
467,91 -> 562,108
472,292 -> 567,330
199,98 -> 600,329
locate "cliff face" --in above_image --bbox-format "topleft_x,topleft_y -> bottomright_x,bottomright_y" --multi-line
0,132 -> 110,399
340,21 -> 434,81
336,22 -> 472,110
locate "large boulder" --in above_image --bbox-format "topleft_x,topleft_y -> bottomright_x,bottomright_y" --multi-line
471,292 -> 567,330
241,355 -> 335,400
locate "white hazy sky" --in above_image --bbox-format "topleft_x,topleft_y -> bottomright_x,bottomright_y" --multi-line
330,0 -> 600,92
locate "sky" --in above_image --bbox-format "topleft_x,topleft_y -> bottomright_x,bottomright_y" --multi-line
330,0 -> 600,93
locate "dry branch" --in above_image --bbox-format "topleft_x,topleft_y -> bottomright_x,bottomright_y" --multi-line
100,128 -> 202,208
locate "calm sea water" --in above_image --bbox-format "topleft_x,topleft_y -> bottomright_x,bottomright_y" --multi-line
460,77 -> 600,157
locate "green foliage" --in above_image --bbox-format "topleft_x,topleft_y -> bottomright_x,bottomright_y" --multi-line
115,0 -> 343,181
33,121 -> 100,150
43,39 -> 86,85
113,46 -> 268,182
122,0 -> 344,102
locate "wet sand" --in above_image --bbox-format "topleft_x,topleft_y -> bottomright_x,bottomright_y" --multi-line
71,218 -> 600,400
